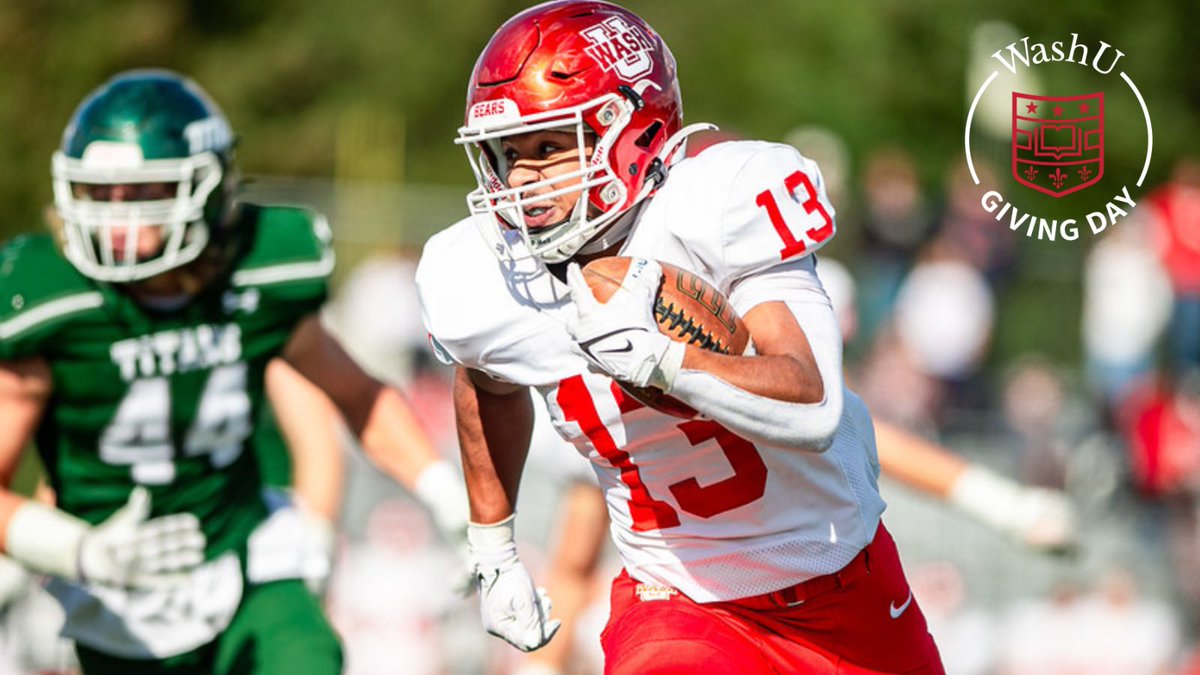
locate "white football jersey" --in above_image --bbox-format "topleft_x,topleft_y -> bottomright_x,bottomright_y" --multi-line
417,140 -> 885,602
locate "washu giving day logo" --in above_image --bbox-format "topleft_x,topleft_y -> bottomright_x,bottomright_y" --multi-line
964,32 -> 1153,241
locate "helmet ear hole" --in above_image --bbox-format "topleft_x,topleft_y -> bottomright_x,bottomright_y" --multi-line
635,121 -> 663,149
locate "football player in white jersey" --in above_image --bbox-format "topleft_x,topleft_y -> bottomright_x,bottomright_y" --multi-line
416,2 -> 945,672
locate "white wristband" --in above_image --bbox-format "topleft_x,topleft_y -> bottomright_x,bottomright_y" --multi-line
5,501 -> 88,581
467,514 -> 518,570
413,460 -> 470,535
948,465 -> 1025,533
413,460 -> 459,506
651,340 -> 686,390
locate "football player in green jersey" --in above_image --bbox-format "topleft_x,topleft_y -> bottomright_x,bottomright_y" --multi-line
0,69 -> 467,674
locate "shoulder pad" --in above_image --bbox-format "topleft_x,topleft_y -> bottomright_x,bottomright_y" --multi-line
0,234 -> 102,358
231,204 -> 334,289
417,215 -> 570,384
416,217 -> 491,368
664,141 -> 837,288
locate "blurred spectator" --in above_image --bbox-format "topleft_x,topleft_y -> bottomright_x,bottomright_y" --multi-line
830,247 -> 947,432
327,250 -> 429,385
327,500 -> 473,675
998,581 -> 1084,673
853,147 -> 935,344
321,252 -> 481,673
821,259 -> 1079,555
1121,370 -> 1200,616
1146,159 -> 1200,370
813,257 -> 859,343
847,315 -> 942,434
859,244 -> 996,431
1082,567 -> 1181,675
784,126 -> 852,210
893,249 -> 995,384
1122,370 -> 1200,500
1083,211 -> 1173,415
999,568 -> 1180,674
934,162 -> 1016,286
859,147 -> 933,258
908,561 -> 997,675
1002,356 -> 1073,491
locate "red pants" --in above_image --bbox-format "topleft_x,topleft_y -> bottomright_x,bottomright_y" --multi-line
601,524 -> 944,674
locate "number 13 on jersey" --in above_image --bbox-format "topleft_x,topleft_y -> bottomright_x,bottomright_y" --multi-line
756,170 -> 834,260
557,375 -> 768,532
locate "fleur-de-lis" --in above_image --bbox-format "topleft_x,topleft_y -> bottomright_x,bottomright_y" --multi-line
1078,165 -> 1093,181
1049,167 -> 1068,189
1023,165 -> 1039,182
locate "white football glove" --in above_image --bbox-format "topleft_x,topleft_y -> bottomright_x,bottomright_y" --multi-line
247,489 -> 337,594
297,508 -> 336,595
565,259 -> 685,390
0,555 -> 30,608
469,515 -> 560,652
950,466 -> 1078,554
6,487 -> 206,589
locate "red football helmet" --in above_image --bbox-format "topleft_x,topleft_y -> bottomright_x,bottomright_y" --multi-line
457,1 -> 698,262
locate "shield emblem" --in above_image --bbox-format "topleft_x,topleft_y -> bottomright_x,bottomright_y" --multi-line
1012,92 -> 1104,198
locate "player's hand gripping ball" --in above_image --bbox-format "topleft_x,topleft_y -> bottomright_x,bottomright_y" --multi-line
577,256 -> 751,418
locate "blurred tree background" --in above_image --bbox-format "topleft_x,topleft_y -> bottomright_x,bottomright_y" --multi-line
0,0 -> 1195,366
5,4 -> 1200,667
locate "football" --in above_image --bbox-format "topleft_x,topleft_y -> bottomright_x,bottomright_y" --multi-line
580,256 -> 752,418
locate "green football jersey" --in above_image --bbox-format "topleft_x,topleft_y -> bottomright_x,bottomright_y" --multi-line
0,204 -> 333,559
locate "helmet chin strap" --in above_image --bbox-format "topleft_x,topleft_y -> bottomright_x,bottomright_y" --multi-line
661,123 -> 719,168
576,201 -> 643,256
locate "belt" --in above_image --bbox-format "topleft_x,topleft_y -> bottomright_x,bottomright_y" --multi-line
737,543 -> 873,610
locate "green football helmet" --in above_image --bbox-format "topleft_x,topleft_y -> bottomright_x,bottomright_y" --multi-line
52,69 -> 237,282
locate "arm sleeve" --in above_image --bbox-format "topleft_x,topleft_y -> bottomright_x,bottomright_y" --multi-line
667,257 -> 844,451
